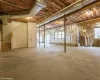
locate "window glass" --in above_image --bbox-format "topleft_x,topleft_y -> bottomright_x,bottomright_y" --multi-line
58,35 -> 61,38
55,31 -> 64,39
55,35 -> 58,39
62,35 -> 64,38
55,32 -> 58,35
95,28 -> 100,38
62,32 -> 64,35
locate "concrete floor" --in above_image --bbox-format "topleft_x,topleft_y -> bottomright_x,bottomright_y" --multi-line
0,45 -> 100,80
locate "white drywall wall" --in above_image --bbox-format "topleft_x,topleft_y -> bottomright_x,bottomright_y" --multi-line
11,22 -> 28,49
3,21 -> 21,43
28,22 -> 37,48
3,21 -> 37,49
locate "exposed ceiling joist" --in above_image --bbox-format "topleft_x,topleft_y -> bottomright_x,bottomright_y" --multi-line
20,0 -> 30,5
53,0 -> 64,8
7,0 -> 99,24
0,0 -> 26,9
51,2 -> 62,10
0,0 -> 37,15
60,0 -> 69,6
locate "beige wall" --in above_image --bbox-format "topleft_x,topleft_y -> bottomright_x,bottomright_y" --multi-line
2,21 -> 37,49
11,22 -> 28,49
3,21 -> 21,43
3,21 -> 28,49
28,22 -> 37,48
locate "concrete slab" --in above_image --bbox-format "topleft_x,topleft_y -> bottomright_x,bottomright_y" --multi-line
0,45 -> 100,80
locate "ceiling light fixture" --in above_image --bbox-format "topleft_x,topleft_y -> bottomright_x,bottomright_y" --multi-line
26,17 -> 33,20
46,26 -> 51,28
83,29 -> 86,32
85,10 -> 93,16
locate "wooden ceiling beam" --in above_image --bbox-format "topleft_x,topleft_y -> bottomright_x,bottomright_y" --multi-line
46,10 -> 54,15
53,0 -> 66,8
20,0 -> 31,5
45,1 -> 60,11
80,15 -> 87,21
92,7 -> 98,16
74,13 -> 85,21
59,0 -> 69,6
41,10 -> 52,17
69,18 -> 78,22
46,7 -> 56,13
67,0 -> 75,4
64,0 -> 72,4
52,0 -> 63,9
69,17 -> 79,22
34,0 -> 100,24
93,7 -> 100,16
69,16 -> 79,22
37,14 -> 48,18
0,0 -> 26,10
48,1 -> 62,10
75,12 -> 86,21
0,3 -> 3,11
49,6 -> 58,12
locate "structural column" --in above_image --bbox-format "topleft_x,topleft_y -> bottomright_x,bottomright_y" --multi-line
64,16 -> 67,53
44,24 -> 46,48
0,31 -> 1,51
39,26 -> 41,46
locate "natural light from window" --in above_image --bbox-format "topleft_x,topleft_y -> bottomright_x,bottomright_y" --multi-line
95,28 -> 100,38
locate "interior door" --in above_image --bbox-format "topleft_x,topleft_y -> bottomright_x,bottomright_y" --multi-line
28,30 -> 36,48
28,23 -> 37,48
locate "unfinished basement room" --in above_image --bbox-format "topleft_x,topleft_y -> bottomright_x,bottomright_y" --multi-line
0,0 -> 100,80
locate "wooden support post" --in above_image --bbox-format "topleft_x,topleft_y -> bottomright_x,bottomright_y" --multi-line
44,24 -> 46,48
64,16 -> 66,53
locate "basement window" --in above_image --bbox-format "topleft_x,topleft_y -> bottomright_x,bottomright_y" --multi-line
94,28 -> 100,38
